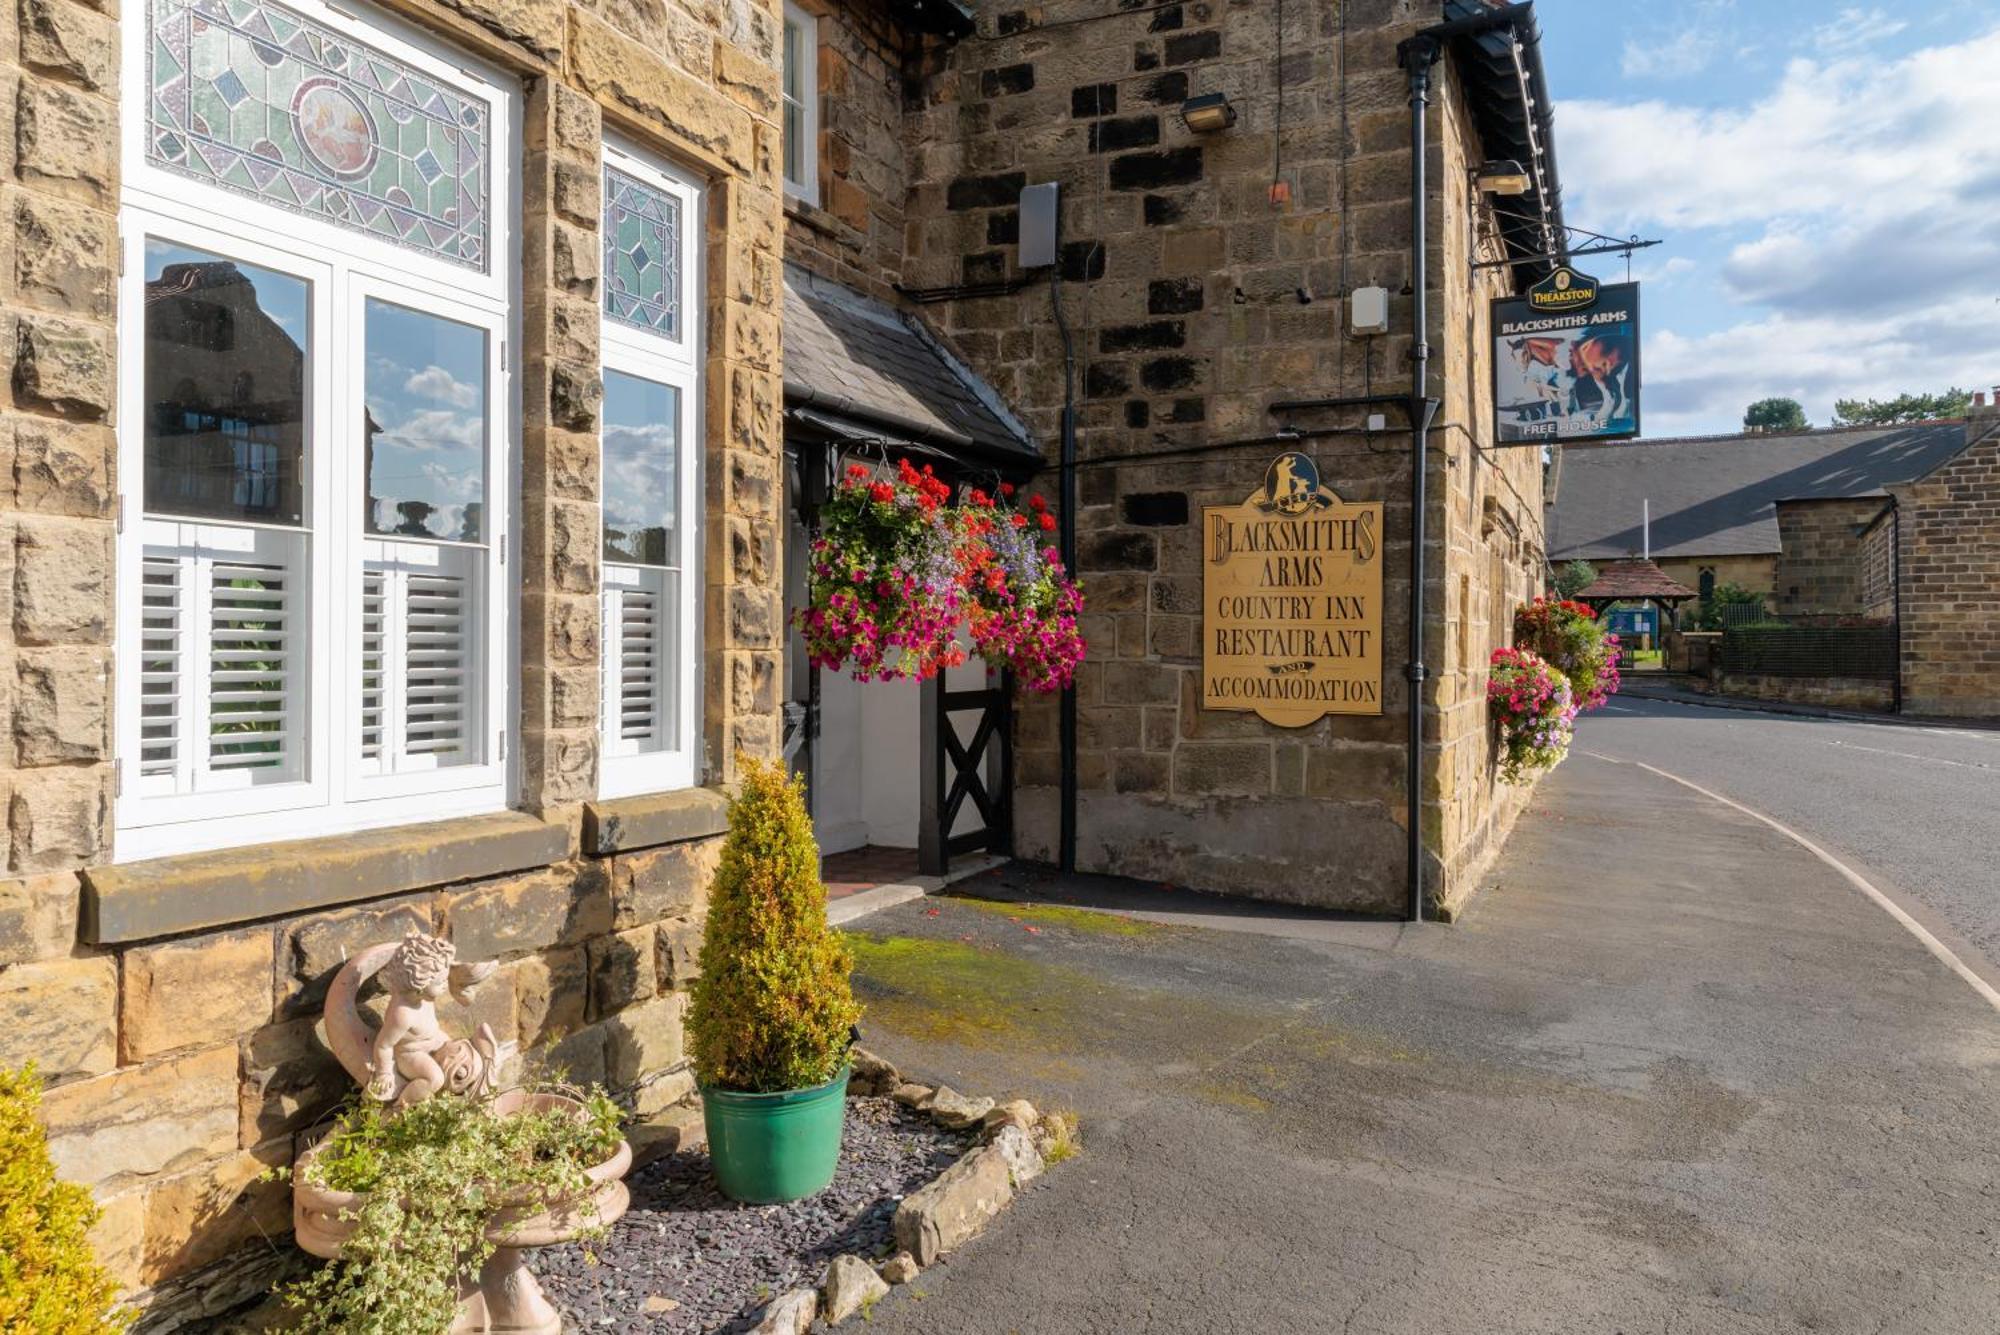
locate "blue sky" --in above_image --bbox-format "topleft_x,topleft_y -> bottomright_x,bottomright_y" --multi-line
1530,0 -> 2000,436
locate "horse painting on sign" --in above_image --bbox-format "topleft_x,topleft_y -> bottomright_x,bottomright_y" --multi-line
1493,283 -> 1642,443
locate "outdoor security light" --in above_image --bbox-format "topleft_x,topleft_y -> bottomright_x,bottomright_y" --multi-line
1473,158 -> 1533,196
1180,93 -> 1236,133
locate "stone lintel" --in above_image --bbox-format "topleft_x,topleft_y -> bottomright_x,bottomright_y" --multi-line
81,813 -> 572,945
583,787 -> 731,856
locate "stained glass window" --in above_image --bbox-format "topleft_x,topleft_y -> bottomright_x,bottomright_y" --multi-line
604,167 -> 681,339
147,0 -> 491,269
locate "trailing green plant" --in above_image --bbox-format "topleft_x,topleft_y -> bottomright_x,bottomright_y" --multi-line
1514,596 -> 1619,710
277,1084 -> 622,1335
0,1065 -> 132,1334
687,756 -> 861,1093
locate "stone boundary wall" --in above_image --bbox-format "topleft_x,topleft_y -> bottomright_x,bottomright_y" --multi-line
1716,673 -> 1894,714
0,0 -> 790,1322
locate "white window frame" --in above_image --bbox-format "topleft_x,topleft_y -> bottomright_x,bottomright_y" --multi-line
598,138 -> 703,801
114,0 -> 521,861
782,1 -> 820,204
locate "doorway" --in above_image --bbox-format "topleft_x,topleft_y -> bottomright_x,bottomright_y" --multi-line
782,441 -> 1012,890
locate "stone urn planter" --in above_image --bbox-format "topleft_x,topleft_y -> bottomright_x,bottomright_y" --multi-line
292,933 -> 634,1335
292,1090 -> 633,1335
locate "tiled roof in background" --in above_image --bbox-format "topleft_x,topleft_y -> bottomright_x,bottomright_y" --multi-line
1548,422 -> 1970,560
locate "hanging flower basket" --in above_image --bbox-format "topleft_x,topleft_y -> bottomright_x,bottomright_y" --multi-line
799,460 -> 970,682
1488,646 -> 1575,784
961,485 -> 1087,694
797,465 -> 1089,690
1514,596 -> 1621,711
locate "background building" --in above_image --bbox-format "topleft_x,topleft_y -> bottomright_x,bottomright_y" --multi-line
1549,407 -> 2000,715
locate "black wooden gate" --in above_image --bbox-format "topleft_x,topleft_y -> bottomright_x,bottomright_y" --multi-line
918,670 -> 1012,875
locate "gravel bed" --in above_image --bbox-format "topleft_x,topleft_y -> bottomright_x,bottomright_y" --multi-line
539,1097 -> 972,1333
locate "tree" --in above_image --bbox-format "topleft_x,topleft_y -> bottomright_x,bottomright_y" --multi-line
1743,398 -> 1809,433
1552,559 -> 1597,599
686,756 -> 859,1093
1830,388 -> 1972,427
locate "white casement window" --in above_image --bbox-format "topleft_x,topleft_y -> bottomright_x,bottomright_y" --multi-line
114,0 -> 520,859
781,1 -> 819,203
599,141 -> 703,799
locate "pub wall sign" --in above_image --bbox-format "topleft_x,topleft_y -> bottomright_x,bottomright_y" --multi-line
1201,452 -> 1384,726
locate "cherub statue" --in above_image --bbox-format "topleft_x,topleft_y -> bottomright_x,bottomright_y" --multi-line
323,932 -> 518,1107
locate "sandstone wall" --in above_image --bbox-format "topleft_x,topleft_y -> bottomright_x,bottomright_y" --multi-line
1715,673 -> 1895,713
1891,413 -> 2000,717
0,0 -> 790,1321
894,0 -> 1546,914
1654,554 -> 1778,609
1772,497 -> 1886,619
782,0 -> 916,297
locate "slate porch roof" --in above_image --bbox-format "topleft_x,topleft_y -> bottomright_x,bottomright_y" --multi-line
1576,559 -> 1698,605
781,262 -> 1037,467
1547,422 -> 1970,561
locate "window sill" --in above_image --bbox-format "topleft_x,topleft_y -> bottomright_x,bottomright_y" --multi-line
82,811 -> 571,945
584,786 -> 730,856
784,195 -> 864,249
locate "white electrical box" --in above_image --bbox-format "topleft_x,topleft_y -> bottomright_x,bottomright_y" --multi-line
1350,286 -> 1390,336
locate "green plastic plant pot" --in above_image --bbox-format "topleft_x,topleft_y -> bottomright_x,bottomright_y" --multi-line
701,1066 -> 850,1204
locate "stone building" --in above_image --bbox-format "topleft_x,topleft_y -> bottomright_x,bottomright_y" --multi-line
782,0 -> 1560,915
1550,411 -> 2000,716
0,0 -> 1572,1321
1871,392 -> 2000,717
1548,421 -> 1975,620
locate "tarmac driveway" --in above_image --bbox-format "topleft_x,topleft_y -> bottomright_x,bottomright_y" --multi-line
840,753 -> 2000,1334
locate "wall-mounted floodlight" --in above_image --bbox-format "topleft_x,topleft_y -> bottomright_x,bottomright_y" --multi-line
1473,158 -> 1532,196
1180,92 -> 1236,133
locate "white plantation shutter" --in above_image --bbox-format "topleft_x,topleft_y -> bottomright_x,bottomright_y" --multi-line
360,541 -> 480,774
136,521 -> 306,796
601,565 -> 678,756
599,140 -> 700,800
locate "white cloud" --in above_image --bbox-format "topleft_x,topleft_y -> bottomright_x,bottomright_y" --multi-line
1642,296 -> 2000,436
1561,28 -> 2000,233
1621,26 -> 1719,78
403,364 -> 479,409
1557,24 -> 2000,434
1617,1 -> 1736,79
1812,6 -> 1908,52
379,408 -> 484,452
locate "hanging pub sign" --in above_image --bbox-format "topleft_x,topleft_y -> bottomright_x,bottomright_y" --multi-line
1202,452 -> 1384,725
1492,266 -> 1641,443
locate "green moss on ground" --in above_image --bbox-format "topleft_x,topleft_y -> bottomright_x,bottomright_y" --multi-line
842,933 -> 1101,1048
939,895 -> 1159,936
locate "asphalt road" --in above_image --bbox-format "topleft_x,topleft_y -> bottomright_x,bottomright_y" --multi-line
841,753 -> 2000,1334
1582,694 -> 2000,983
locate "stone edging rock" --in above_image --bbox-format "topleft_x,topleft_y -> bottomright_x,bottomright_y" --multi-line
749,1048 -> 1070,1332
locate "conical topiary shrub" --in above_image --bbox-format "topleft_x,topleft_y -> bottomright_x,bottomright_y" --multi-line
0,1065 -> 131,1333
687,756 -> 860,1094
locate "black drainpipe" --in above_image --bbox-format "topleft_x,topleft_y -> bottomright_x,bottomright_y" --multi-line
1888,497 -> 1903,714
1395,2 -> 1529,924
1051,268 -> 1080,874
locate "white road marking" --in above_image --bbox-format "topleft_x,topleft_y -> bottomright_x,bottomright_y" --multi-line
1822,739 -> 1995,772
1622,758 -> 2000,1017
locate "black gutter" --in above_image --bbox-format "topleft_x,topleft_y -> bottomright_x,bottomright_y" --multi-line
781,380 -> 1038,472
1050,270 -> 1079,875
